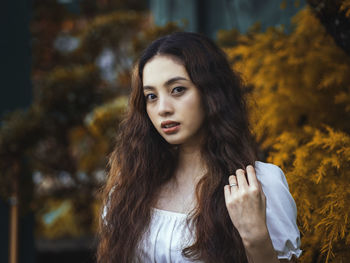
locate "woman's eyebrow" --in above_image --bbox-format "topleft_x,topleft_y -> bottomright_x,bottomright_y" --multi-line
143,76 -> 189,91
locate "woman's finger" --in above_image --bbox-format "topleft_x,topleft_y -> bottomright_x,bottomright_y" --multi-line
224,185 -> 231,202
245,165 -> 259,188
228,174 -> 238,190
235,169 -> 248,189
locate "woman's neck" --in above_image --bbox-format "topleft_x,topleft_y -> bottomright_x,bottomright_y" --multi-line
175,143 -> 207,186
154,142 -> 207,213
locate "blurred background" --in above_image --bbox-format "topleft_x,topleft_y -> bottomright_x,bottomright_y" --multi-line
1,0 -> 350,262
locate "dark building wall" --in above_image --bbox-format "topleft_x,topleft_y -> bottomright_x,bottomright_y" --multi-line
0,1 -> 34,263
0,0 -> 32,118
0,200 -> 9,263
149,0 -> 306,38
150,0 -> 198,32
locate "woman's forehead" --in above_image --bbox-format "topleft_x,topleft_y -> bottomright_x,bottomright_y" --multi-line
142,55 -> 190,87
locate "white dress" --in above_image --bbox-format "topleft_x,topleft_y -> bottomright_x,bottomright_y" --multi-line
104,161 -> 303,262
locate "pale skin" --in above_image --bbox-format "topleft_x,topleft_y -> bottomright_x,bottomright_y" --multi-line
143,55 -> 297,263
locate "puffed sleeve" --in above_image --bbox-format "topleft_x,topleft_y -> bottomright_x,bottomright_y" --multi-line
255,161 -> 302,260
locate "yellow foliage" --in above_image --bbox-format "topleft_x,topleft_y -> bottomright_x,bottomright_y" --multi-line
84,96 -> 128,137
46,64 -> 96,84
68,126 -> 108,173
91,199 -> 103,233
222,6 -> 350,262
36,199 -> 84,239
80,10 -> 145,40
68,96 -> 128,173
280,0 -> 287,10
269,126 -> 350,262
294,0 -> 301,8
340,0 -> 350,17
225,7 -> 350,149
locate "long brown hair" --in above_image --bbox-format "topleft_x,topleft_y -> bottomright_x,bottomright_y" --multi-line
97,32 -> 258,263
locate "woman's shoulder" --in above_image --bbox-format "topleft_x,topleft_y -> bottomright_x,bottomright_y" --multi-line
254,160 -> 289,189
254,160 -> 283,174
253,160 -> 297,219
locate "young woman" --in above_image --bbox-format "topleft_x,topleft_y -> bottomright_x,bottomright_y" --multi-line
97,32 -> 302,263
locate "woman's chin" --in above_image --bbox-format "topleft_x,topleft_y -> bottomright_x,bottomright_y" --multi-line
160,134 -> 185,145
164,138 -> 184,145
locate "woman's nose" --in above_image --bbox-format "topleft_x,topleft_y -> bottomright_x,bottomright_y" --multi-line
158,96 -> 174,117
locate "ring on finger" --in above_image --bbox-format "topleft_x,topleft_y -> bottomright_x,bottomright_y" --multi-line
229,175 -> 238,187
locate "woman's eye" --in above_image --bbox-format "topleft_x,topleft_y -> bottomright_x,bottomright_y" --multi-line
172,86 -> 186,94
145,94 -> 156,101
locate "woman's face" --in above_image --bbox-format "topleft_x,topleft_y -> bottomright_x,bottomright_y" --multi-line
142,55 -> 206,146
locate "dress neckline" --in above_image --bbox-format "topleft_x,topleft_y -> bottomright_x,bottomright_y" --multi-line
152,207 -> 188,217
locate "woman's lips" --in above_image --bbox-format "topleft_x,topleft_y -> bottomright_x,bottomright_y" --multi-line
162,123 -> 180,134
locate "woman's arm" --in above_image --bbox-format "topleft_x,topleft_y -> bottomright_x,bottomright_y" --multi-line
224,165 -> 300,263
242,227 -> 298,263
224,165 -> 280,263
243,232 -> 298,262
242,227 -> 279,263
